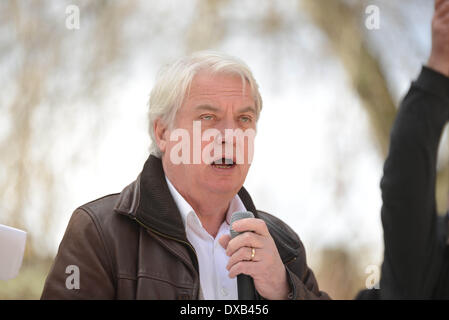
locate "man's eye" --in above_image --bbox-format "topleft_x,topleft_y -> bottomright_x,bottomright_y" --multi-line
240,116 -> 252,123
201,115 -> 214,121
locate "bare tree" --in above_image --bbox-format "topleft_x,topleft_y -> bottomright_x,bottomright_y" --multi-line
0,0 -> 136,257
301,0 -> 449,214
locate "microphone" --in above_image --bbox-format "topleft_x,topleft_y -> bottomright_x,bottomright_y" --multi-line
230,211 -> 256,300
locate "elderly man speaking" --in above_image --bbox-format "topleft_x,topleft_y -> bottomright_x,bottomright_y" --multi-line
41,52 -> 329,300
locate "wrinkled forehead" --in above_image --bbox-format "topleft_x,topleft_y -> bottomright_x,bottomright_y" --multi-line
186,71 -> 255,103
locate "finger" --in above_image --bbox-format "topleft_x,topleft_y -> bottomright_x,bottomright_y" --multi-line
226,246 -> 258,271
226,231 -> 264,257
232,218 -> 270,237
228,261 -> 259,279
219,234 -> 231,249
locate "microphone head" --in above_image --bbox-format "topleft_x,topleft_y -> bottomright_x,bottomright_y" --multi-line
230,211 -> 254,239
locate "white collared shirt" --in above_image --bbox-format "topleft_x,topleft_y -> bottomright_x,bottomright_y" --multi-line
165,176 -> 245,300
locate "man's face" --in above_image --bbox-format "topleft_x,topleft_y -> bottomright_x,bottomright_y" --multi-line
161,71 -> 257,197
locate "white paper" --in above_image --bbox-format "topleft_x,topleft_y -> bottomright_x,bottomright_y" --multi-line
0,224 -> 27,280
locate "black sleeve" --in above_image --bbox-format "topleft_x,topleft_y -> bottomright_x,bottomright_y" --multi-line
380,66 -> 449,299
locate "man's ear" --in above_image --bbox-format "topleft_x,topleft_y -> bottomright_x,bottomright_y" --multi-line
153,118 -> 169,154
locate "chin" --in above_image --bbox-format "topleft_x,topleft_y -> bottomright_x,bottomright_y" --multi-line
203,180 -> 241,195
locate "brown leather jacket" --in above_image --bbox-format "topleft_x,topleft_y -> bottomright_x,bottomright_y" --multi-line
41,155 -> 330,300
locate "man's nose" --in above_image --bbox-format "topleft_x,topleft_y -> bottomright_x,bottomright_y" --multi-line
215,117 -> 238,144
216,115 -> 239,133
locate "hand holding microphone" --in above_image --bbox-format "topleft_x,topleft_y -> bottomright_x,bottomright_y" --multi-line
219,211 -> 291,300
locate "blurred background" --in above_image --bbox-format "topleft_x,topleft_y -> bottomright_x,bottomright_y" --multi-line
1,0 -> 447,299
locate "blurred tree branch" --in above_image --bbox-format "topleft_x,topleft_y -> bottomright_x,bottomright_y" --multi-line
302,0 -> 449,214
186,0 -> 228,52
0,0 -> 136,258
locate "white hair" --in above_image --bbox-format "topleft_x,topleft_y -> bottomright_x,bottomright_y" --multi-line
148,50 -> 263,158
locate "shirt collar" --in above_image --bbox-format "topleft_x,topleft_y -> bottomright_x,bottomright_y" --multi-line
165,175 -> 246,230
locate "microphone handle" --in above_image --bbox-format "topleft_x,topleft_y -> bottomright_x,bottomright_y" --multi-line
237,274 -> 256,300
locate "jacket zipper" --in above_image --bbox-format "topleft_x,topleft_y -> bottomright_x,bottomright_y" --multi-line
285,256 -> 297,265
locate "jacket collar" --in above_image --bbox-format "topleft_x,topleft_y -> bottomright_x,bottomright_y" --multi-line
114,154 -> 258,242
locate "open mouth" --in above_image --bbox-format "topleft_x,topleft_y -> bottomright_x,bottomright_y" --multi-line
210,157 -> 236,169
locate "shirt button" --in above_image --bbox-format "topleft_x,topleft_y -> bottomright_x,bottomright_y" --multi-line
221,287 -> 228,296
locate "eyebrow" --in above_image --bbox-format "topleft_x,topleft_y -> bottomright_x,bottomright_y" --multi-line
238,106 -> 257,115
